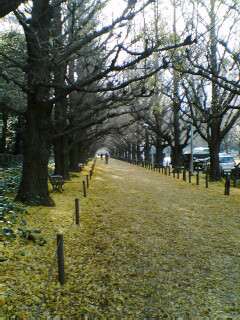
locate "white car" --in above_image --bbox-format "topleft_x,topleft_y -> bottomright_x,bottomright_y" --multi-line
163,156 -> 171,166
219,153 -> 236,174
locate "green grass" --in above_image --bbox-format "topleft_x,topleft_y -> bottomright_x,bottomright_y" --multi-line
1,159 -> 240,319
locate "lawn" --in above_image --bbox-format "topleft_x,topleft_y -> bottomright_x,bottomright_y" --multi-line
1,159 -> 240,319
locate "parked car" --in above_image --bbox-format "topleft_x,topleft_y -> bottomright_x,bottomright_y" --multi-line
163,156 -> 171,166
231,162 -> 240,178
183,147 -> 210,170
219,153 -> 236,174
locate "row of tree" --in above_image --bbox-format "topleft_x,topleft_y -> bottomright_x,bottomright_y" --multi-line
1,0 -> 240,205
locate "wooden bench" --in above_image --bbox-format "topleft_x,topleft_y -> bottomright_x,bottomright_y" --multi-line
48,174 -> 64,192
78,163 -> 84,172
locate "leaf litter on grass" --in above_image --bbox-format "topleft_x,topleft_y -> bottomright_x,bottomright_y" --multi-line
1,159 -> 240,319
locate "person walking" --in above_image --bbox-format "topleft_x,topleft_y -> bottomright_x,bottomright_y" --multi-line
105,153 -> 109,164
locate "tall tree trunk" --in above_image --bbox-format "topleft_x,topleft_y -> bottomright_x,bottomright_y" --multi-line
132,143 -> 137,161
54,137 -> 70,179
144,129 -> 150,162
52,5 -> 70,180
69,143 -> 80,172
171,0 -> 182,169
171,144 -> 183,168
209,139 -> 221,181
208,122 -> 221,180
208,0 -> 221,181
16,0 -> 53,205
16,103 -> 53,205
155,141 -> 165,165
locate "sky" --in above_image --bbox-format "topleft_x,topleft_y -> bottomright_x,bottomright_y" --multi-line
1,0 -> 240,53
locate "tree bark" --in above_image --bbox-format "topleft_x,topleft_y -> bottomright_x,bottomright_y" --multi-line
54,137 -> 70,179
155,141 -> 165,165
208,121 -> 221,180
171,144 -> 184,168
69,143 -> 80,172
16,0 -> 53,205
209,140 -> 221,181
52,5 -> 70,180
144,129 -> 150,162
16,103 -> 54,206
208,0 -> 221,181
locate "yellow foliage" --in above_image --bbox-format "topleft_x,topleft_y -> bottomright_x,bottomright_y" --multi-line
1,159 -> 240,318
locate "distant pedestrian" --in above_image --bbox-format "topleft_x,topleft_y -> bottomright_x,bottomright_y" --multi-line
100,153 -> 103,160
105,153 -> 109,164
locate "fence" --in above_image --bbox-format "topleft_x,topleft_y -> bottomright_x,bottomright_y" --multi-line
119,157 -> 238,197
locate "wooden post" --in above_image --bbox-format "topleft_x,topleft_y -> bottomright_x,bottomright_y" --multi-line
75,198 -> 80,225
57,233 -> 64,285
183,169 -> 186,182
196,170 -> 199,185
188,171 -> 191,183
205,171 -> 209,188
83,181 -> 87,197
86,175 -> 89,188
224,174 -> 230,196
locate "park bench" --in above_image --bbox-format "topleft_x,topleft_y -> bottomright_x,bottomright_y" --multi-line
48,174 -> 64,192
78,163 -> 84,172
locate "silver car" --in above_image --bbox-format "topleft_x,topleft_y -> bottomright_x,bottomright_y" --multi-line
219,153 -> 236,174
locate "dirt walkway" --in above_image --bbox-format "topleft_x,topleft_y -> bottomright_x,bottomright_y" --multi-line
2,159 -> 240,319
59,159 -> 240,319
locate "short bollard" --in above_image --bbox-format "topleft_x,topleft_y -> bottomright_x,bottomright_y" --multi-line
75,198 -> 80,225
188,171 -> 191,183
86,175 -> 89,188
83,180 -> 87,197
196,171 -> 199,185
205,172 -> 209,188
183,169 -> 186,182
57,233 -> 65,285
177,170 -> 180,179
224,174 -> 230,196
